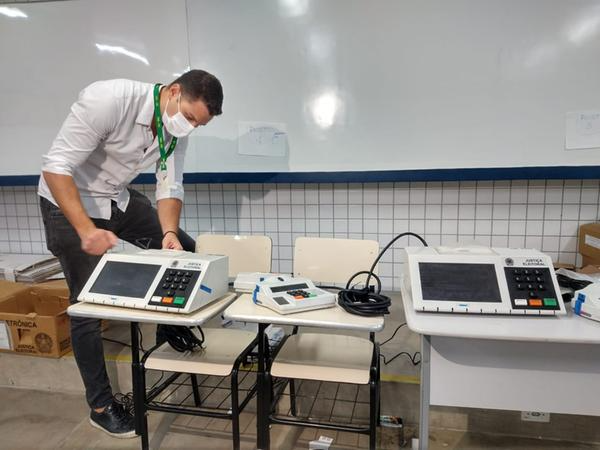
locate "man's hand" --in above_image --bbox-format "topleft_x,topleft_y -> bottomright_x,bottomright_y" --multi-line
80,227 -> 118,255
162,232 -> 183,250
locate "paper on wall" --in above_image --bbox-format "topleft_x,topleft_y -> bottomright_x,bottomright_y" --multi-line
238,121 -> 288,157
566,110 -> 600,150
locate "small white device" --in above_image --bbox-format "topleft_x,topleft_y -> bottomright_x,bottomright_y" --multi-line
573,283 -> 600,323
253,276 -> 337,314
78,250 -> 229,313
402,246 -> 566,315
233,272 -> 285,293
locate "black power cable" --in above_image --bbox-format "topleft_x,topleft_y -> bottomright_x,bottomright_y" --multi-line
377,323 -> 421,366
114,392 -> 135,415
337,232 -> 428,316
379,323 -> 407,346
380,351 -> 421,366
101,326 -> 146,352
162,325 -> 206,352
102,337 -> 131,348
556,273 -> 592,291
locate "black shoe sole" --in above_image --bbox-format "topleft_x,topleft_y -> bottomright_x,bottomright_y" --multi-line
89,418 -> 137,439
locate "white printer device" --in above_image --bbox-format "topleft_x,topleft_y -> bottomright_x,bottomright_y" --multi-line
251,275 -> 337,314
78,250 -> 229,313
573,283 -> 600,323
402,246 -> 566,316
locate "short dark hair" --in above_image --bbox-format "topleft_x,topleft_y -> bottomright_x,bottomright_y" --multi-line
170,69 -> 223,116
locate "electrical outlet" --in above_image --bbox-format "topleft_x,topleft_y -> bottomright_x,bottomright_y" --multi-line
521,411 -> 550,422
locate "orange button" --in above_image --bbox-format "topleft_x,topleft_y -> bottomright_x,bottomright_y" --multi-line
294,296 -> 304,300
529,299 -> 542,306
162,297 -> 174,304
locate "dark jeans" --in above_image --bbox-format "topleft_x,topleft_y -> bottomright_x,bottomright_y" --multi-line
40,189 -> 195,409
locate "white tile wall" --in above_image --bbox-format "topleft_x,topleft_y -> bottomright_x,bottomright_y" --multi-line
1,179 -> 599,290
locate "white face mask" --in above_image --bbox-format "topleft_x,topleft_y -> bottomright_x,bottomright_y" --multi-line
162,93 -> 195,138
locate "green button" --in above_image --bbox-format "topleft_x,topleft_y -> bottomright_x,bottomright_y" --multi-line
543,298 -> 557,306
173,296 -> 186,305
309,293 -> 317,297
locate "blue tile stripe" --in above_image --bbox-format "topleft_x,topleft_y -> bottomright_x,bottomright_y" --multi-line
2,166 -> 599,186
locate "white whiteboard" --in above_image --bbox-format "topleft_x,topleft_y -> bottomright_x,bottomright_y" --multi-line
0,0 -> 189,176
186,0 -> 600,173
1,0 -> 600,177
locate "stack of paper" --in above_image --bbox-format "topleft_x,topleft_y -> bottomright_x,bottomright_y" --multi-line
0,254 -> 63,283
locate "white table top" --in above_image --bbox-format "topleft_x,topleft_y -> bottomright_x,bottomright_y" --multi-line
67,293 -> 238,326
401,291 -> 600,344
223,293 -> 385,332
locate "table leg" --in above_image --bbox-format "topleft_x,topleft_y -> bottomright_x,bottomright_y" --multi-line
256,323 -> 270,450
419,335 -> 431,450
130,322 -> 149,450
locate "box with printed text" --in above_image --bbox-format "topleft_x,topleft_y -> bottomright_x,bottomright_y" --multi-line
578,223 -> 600,267
0,280 -> 71,358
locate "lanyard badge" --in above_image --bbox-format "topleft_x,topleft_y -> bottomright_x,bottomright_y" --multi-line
153,84 -> 178,171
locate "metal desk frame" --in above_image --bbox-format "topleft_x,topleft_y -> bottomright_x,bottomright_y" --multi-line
223,294 -> 385,450
68,294 -> 250,450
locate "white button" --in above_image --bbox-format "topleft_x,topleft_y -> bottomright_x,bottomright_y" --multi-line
151,296 -> 162,302
514,298 -> 528,306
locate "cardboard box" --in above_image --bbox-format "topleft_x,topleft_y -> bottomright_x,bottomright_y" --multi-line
0,279 -> 110,357
0,284 -> 71,358
553,262 -> 576,271
579,223 -> 600,267
32,278 -> 70,297
0,278 -> 70,301
579,265 -> 600,275
27,278 -> 109,332
0,280 -> 31,302
582,255 -> 600,267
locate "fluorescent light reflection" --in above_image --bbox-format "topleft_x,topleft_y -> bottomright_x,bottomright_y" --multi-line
0,6 -> 27,18
95,43 -> 149,65
566,6 -> 600,45
310,91 -> 342,129
278,0 -> 308,18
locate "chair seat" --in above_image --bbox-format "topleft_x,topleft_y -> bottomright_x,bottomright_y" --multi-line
145,328 -> 256,377
271,333 -> 374,384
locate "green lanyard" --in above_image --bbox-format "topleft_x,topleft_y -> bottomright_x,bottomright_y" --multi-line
153,83 -> 178,171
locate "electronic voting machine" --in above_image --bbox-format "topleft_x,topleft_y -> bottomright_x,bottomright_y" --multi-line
78,250 -> 228,313
402,246 -> 566,316
252,275 -> 337,314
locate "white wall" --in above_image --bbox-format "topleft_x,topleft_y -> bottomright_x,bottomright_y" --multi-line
187,0 -> 600,172
0,0 -> 189,175
1,0 -> 599,176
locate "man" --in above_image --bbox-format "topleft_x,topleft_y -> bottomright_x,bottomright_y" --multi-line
38,70 -> 223,438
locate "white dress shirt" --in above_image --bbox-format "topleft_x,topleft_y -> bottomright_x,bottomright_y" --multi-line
38,79 -> 187,220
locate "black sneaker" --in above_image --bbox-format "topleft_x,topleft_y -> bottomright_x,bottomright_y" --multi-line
89,400 -> 136,439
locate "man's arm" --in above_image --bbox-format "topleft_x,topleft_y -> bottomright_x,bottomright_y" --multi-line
156,137 -> 188,250
42,82 -> 119,255
43,172 -> 117,255
157,198 -> 184,250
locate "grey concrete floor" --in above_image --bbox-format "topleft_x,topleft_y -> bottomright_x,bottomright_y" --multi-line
1,387 -> 599,450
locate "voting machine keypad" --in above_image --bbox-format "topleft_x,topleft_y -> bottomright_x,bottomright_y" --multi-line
271,290 -> 321,306
504,267 -> 559,310
148,269 -> 202,308
286,289 -> 318,300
